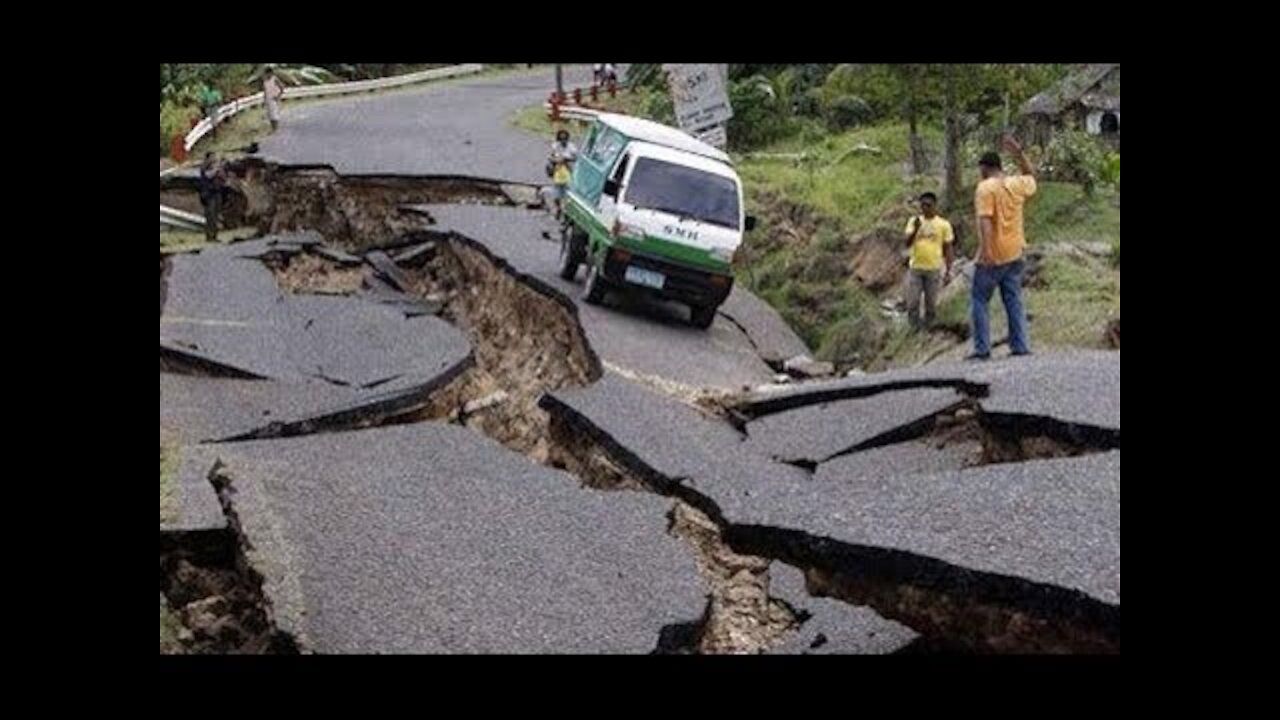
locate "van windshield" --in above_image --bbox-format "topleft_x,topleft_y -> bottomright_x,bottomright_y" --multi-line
623,157 -> 740,229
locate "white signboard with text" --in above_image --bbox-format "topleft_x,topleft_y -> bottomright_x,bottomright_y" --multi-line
663,64 -> 733,133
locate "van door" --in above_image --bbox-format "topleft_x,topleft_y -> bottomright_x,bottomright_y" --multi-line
569,123 -> 603,207
598,151 -> 630,233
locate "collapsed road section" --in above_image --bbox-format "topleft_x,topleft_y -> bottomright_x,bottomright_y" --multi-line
161,161 -> 1120,654
540,358 -> 1121,653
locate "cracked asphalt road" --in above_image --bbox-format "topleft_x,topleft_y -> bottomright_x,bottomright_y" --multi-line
162,65 -> 1120,653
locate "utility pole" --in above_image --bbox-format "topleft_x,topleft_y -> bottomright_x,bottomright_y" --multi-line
555,64 -> 564,97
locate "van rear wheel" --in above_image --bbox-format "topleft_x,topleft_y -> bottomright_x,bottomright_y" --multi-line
558,226 -> 586,281
689,303 -> 717,329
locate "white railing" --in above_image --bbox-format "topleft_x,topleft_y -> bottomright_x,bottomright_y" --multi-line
184,63 -> 486,152
160,204 -> 205,230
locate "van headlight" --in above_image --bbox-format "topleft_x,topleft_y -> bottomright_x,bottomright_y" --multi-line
613,221 -> 646,240
710,246 -> 736,263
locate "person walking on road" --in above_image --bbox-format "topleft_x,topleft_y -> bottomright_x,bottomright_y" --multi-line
262,66 -> 285,132
969,135 -> 1037,360
196,83 -> 223,138
548,129 -> 578,220
198,152 -> 228,243
902,192 -> 954,331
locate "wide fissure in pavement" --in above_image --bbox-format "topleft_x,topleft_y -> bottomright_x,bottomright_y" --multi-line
161,162 -> 1117,654
540,387 -> 1120,653
778,398 -> 1121,475
159,463 -> 301,655
162,166 -> 807,653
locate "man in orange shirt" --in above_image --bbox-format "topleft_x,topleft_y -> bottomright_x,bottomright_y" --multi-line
969,135 -> 1037,360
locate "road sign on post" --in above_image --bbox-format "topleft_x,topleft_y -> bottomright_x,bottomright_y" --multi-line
662,64 -> 732,149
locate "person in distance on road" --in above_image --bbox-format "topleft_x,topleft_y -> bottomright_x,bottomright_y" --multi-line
547,129 -> 578,219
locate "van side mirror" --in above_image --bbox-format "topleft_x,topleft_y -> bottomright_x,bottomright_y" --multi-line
603,179 -> 620,198
744,215 -> 757,232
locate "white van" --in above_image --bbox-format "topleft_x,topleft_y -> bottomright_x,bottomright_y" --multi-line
558,113 -> 755,328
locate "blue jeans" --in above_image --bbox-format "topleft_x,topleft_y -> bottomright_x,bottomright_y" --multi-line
971,258 -> 1030,355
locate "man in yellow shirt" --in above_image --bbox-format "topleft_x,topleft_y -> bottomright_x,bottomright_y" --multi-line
970,135 -> 1037,360
902,192 -> 954,330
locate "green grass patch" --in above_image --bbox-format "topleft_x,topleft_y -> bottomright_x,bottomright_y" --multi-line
160,226 -> 258,254
160,601 -> 186,652
1023,254 -> 1121,348
160,432 -> 180,525
1023,181 -> 1121,246
738,123 -> 940,233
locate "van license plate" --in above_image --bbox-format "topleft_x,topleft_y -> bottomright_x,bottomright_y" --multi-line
624,266 -> 666,290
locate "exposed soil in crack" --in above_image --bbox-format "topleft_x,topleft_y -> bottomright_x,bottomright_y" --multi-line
264,251 -> 366,295
159,470 -> 302,655
159,159 -> 541,253
668,501 -> 805,654
546,411 -> 648,492
544,410 -> 803,654
803,565 -> 1118,654
719,526 -> 1120,654
772,398 -> 1119,475
393,233 -> 601,460
730,379 -> 992,422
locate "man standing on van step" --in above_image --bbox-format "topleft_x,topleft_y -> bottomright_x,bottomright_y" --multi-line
902,191 -> 954,331
969,135 -> 1037,360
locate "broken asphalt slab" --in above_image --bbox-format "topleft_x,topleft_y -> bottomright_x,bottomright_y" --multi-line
737,351 -> 1119,433
718,287 -> 812,370
542,370 -> 810,509
814,438 -> 980,483
160,374 -> 364,443
742,387 -> 968,466
542,371 -> 1119,648
767,564 -> 918,655
422,203 -> 788,390
160,443 -> 226,534
160,243 -> 470,387
209,423 -> 706,653
723,451 -> 1121,649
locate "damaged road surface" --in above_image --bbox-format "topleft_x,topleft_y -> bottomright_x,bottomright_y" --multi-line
161,69 -> 1117,652
418,203 -> 802,390
541,354 -> 1121,653
208,424 -> 704,653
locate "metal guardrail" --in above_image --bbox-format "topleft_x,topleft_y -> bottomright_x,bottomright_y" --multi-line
183,63 -> 487,152
160,204 -> 205,230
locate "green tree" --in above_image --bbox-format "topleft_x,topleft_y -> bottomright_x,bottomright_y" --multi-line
888,64 -> 935,174
932,64 -> 1068,210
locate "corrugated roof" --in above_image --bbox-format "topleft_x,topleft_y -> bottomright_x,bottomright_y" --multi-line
1021,64 -> 1119,116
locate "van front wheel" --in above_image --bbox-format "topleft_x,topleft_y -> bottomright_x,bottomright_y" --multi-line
582,262 -> 609,305
689,303 -> 717,329
558,226 -> 586,281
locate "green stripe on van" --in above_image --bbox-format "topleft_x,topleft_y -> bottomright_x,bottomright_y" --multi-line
564,194 -> 731,274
